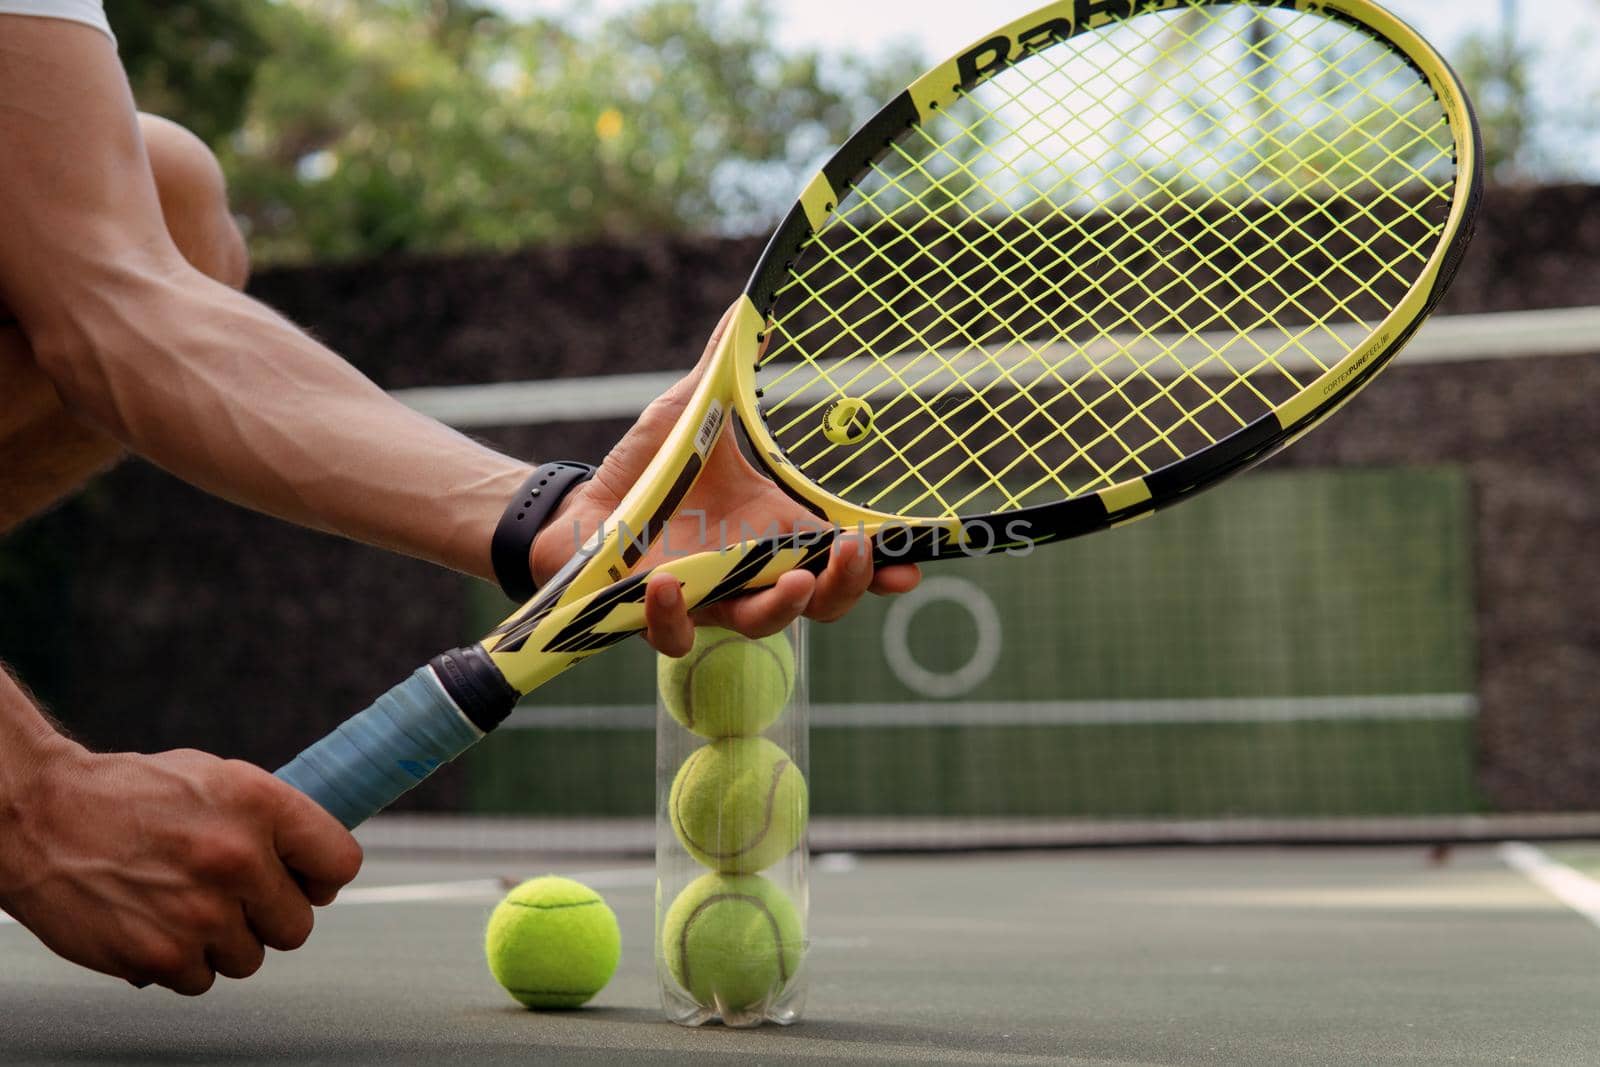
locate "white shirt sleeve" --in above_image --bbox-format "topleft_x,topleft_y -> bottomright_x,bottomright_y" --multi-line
0,0 -> 114,42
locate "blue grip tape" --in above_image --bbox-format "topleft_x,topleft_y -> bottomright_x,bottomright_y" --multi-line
275,667 -> 484,829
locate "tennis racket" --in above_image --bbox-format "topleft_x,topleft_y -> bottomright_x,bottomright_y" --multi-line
277,0 -> 1481,827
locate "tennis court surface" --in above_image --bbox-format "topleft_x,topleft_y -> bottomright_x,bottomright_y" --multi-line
5,828 -> 1600,1065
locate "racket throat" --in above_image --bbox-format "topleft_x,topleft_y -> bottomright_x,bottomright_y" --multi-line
429,645 -> 519,731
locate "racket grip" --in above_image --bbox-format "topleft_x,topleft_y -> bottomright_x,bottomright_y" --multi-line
275,660 -> 495,829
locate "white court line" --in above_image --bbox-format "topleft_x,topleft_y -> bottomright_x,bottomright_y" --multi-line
334,878 -> 508,906
1499,842 -> 1600,931
1,871 -> 656,924
335,866 -> 654,906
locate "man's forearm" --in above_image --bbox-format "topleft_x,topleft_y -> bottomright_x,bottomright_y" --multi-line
36,269 -> 530,579
0,665 -> 71,881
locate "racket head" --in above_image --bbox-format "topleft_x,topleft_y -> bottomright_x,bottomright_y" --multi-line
728,0 -> 1482,560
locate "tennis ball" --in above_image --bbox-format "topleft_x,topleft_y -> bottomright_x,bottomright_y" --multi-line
485,876 -> 620,1009
669,736 -> 808,873
662,872 -> 804,1013
657,626 -> 794,739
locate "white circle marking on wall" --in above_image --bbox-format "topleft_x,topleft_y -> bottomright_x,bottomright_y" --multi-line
881,576 -> 1003,698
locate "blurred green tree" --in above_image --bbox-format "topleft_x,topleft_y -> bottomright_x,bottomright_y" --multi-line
117,0 -> 921,263
108,0 -> 269,144
1452,0 -> 1600,185
1454,14 -> 1536,183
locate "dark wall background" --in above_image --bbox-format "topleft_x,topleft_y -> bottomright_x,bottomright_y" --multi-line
3,184 -> 1597,812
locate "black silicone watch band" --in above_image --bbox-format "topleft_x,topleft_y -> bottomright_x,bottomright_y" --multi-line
490,461 -> 596,602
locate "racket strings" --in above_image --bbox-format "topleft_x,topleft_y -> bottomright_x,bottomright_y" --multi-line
872,36 -> 1448,507
756,3 -> 1458,519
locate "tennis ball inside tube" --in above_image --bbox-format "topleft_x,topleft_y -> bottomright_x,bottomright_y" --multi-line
669,737 -> 808,873
657,626 -> 794,739
485,876 -> 620,1009
662,872 -> 804,1013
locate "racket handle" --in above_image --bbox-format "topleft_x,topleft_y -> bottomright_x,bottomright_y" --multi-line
275,652 -> 511,829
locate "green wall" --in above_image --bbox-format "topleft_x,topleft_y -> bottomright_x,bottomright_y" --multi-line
467,466 -> 1479,817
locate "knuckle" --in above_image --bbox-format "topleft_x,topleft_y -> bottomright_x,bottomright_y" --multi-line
130,935 -> 188,985
171,967 -> 217,997
338,836 -> 365,880
240,946 -> 266,978
214,942 -> 266,980
223,760 -> 275,803
268,907 -> 315,952
190,832 -> 257,881
172,891 -> 233,937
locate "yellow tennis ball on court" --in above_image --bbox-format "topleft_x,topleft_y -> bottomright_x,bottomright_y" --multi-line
657,626 -> 794,739
662,872 -> 804,1013
485,876 -> 620,1009
669,736 -> 808,873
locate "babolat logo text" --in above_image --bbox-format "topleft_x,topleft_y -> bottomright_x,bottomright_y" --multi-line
956,1 -> 1182,85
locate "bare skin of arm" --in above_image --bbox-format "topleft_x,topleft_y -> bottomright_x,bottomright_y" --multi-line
0,21 -> 531,577
0,16 -> 917,995
0,100 -> 362,997
0,18 -> 913,639
0,114 -> 242,527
